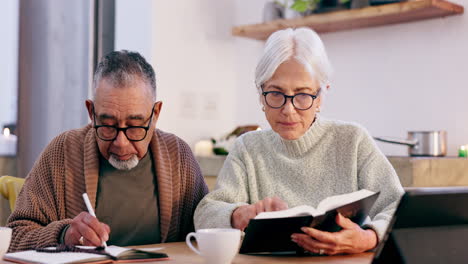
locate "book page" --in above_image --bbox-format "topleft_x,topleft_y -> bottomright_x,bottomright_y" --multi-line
4,246 -> 166,264
105,246 -> 168,260
105,245 -> 131,257
254,205 -> 322,219
128,247 -> 164,252
4,250 -> 106,264
317,189 -> 375,212
78,246 -> 164,258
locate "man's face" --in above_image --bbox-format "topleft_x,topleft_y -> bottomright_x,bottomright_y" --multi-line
86,78 -> 162,170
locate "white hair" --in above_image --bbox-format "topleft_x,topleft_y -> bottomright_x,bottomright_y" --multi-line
108,154 -> 139,170
255,27 -> 333,94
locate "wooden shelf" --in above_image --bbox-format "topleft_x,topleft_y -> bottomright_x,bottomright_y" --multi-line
232,0 -> 464,40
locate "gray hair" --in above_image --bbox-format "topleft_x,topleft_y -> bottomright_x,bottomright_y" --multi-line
255,28 -> 332,94
93,50 -> 156,100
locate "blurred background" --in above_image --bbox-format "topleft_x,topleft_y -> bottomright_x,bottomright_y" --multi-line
0,0 -> 467,180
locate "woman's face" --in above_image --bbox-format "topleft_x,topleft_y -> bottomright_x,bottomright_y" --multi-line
262,59 -> 322,140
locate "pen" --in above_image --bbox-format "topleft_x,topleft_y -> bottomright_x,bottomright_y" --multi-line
82,193 -> 108,247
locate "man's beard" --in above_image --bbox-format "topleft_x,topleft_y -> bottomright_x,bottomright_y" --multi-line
108,154 -> 139,170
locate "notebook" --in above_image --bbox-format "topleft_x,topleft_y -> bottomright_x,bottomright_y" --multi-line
4,245 -> 169,264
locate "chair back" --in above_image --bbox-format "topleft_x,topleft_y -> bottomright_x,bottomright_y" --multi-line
0,176 -> 25,212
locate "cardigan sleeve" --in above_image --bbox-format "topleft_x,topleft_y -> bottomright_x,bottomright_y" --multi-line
7,134 -> 72,252
174,138 -> 209,241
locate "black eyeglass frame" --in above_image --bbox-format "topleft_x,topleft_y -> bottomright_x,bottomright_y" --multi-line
261,87 -> 321,111
92,103 -> 156,142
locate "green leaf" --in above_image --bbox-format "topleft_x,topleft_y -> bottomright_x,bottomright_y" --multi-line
339,0 -> 350,3
290,0 -> 309,12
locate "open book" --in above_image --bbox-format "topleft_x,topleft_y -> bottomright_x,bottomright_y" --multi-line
239,189 -> 380,254
4,245 -> 169,264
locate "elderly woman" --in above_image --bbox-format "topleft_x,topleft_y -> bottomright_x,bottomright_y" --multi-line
194,27 -> 403,255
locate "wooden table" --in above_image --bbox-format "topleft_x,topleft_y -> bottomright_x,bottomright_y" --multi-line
133,242 -> 374,264
1,242 -> 374,264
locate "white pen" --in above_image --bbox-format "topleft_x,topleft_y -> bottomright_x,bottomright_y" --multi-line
82,193 -> 108,247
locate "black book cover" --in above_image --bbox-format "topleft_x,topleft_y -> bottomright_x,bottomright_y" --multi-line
239,191 -> 380,254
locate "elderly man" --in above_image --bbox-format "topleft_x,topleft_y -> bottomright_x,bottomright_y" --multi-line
7,50 -> 208,251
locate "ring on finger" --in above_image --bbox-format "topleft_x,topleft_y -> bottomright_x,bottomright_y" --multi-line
79,236 -> 84,245
319,248 -> 325,255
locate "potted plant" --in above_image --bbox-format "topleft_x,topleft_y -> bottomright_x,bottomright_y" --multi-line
278,0 -> 352,15
263,0 -> 367,21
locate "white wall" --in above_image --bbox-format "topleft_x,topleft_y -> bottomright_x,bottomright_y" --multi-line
115,0 -> 153,61
118,0 -> 468,156
321,0 -> 468,156
151,1 -> 270,145
0,0 -> 19,130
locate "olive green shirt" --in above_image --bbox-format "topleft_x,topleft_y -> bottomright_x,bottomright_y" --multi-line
96,151 -> 161,246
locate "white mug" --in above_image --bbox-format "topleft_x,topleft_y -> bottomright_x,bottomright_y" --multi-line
0,227 -> 12,258
186,228 -> 241,264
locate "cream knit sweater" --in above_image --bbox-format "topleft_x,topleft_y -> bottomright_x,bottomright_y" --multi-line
194,117 -> 404,241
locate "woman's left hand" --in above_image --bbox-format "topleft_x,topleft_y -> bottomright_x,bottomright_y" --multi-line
291,213 -> 378,255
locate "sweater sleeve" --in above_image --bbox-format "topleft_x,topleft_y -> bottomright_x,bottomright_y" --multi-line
175,139 -> 209,241
7,134 -> 72,252
355,127 -> 404,241
194,140 -> 250,230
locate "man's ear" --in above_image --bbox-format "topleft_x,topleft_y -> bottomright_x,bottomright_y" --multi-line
152,101 -> 163,124
85,100 -> 94,121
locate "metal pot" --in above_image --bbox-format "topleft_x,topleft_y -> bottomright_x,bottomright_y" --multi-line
374,131 -> 447,157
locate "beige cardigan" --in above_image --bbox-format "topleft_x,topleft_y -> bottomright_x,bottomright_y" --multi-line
7,124 -> 208,251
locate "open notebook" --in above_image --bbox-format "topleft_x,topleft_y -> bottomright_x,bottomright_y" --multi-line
4,245 -> 169,264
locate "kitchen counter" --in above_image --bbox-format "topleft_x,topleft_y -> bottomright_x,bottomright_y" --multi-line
196,155 -> 226,190
0,156 -> 16,177
387,156 -> 468,187
0,156 -> 17,226
197,155 -> 468,190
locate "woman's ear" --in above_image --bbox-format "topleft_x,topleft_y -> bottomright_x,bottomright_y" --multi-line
258,92 -> 265,107
316,98 -> 322,111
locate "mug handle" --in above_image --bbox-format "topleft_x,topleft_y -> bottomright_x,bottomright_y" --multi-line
186,232 -> 202,255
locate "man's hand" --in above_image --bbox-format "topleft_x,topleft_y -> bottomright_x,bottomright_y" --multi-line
291,213 -> 378,255
231,197 -> 288,230
64,212 -> 111,246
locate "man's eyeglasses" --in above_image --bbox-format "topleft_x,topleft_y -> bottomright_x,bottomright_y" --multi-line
262,88 -> 321,111
92,103 -> 155,141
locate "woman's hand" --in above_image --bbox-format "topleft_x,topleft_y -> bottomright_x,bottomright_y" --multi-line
231,197 -> 288,230
291,213 -> 378,255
